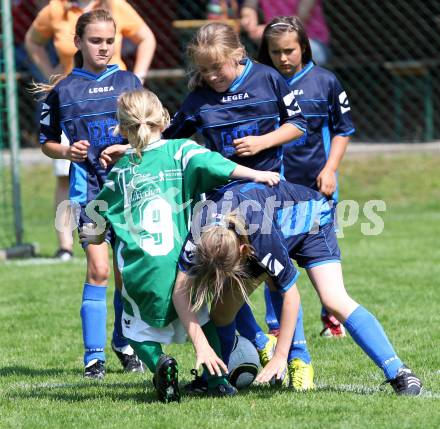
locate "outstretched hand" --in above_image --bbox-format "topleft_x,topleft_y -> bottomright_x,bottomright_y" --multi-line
99,144 -> 129,169
255,353 -> 286,384
233,135 -> 266,157
195,344 -> 228,377
254,170 -> 280,186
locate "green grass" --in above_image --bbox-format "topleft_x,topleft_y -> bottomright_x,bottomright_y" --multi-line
1,152 -> 439,428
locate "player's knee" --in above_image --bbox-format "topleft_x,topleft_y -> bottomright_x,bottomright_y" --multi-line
87,261 -> 110,284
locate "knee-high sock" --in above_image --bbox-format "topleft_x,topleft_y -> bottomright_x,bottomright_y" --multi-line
270,291 -> 311,364
81,283 -> 107,366
129,340 -> 162,373
112,289 -> 129,348
235,302 -> 268,350
202,320 -> 229,387
344,305 -> 403,380
215,319 -> 237,367
264,284 -> 280,331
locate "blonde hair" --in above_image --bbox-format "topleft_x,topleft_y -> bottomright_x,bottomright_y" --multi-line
188,213 -> 254,311
114,89 -> 170,156
186,22 -> 246,90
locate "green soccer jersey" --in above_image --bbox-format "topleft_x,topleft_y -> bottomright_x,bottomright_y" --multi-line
94,138 -> 236,328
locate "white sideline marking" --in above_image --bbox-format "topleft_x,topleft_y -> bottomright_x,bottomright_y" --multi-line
11,381 -> 440,398
4,258 -> 86,267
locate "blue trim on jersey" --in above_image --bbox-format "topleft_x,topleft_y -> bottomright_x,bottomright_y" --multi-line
279,270 -> 300,293
70,162 -> 88,204
177,261 -> 187,273
71,64 -> 119,81
299,99 -> 327,103
200,114 -> 279,129
60,95 -> 119,108
239,182 -> 266,193
229,58 -> 253,92
336,128 -> 356,137
286,62 -> 314,85
200,99 -> 278,114
322,119 -> 331,159
60,110 -> 117,123
303,259 -> 341,269
303,114 -> 328,118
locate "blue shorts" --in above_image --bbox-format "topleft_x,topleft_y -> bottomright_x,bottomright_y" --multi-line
74,204 -> 115,248
290,221 -> 341,269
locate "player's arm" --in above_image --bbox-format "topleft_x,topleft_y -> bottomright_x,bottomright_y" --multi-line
130,25 -> 156,83
256,283 -> 300,383
41,139 -> 89,162
172,270 -> 227,376
233,122 -> 304,157
230,164 -> 280,186
317,135 -> 350,197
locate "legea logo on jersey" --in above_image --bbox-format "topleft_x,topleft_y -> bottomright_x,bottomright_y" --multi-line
88,86 -> 114,94
220,92 -> 250,103
339,91 -> 351,114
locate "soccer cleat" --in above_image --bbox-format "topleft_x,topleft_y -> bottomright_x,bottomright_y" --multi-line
84,359 -> 105,380
207,381 -> 238,397
286,358 -> 315,391
111,341 -> 144,373
153,354 -> 180,403
386,365 -> 422,396
257,334 -> 285,385
320,313 -> 346,338
53,248 -> 73,261
184,369 -> 208,395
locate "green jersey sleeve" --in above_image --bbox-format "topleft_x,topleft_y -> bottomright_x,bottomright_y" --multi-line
175,140 -> 237,195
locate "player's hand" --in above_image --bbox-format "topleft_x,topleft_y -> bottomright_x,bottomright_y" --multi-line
194,344 -> 228,377
99,144 -> 129,169
317,167 -> 337,197
67,140 -> 89,162
79,223 -> 106,245
254,170 -> 280,186
233,135 -> 266,157
255,353 -> 287,384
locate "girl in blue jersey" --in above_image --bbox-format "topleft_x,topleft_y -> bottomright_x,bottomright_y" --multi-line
173,181 -> 422,396
39,9 -> 144,378
162,22 -> 314,390
258,16 -> 356,338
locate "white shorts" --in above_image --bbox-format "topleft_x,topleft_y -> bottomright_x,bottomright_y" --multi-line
121,304 -> 210,344
53,132 -> 71,177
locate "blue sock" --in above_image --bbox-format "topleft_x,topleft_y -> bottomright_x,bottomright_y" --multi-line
216,320 -> 237,366
270,291 -> 311,364
344,305 -> 403,380
112,289 -> 129,348
321,306 -> 329,317
80,283 -> 107,366
235,302 -> 268,350
264,284 -> 280,331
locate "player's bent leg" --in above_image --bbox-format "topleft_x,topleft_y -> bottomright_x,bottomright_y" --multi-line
308,262 -> 422,395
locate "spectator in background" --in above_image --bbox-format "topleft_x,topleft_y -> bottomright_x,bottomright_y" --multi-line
25,0 -> 156,260
240,0 -> 330,65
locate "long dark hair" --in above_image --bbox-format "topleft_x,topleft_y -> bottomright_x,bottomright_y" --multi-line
258,16 -> 312,69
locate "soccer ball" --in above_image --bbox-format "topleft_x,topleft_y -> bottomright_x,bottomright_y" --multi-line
227,335 -> 260,389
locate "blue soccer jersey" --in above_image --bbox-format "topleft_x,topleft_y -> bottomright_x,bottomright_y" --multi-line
282,62 -> 355,200
40,65 -> 142,205
179,180 -> 338,293
163,59 -> 306,173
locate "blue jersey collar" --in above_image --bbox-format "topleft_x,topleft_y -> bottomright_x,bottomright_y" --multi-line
229,58 -> 253,92
286,61 -> 314,86
71,64 -> 120,81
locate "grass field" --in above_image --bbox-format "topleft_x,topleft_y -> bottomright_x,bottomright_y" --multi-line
1,152 -> 440,428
